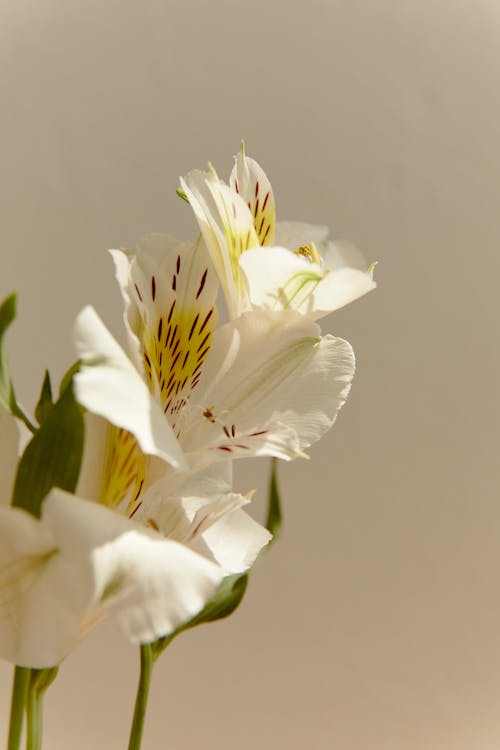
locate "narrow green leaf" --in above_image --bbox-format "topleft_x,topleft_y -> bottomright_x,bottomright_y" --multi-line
58,360 -> 81,396
153,574 -> 248,658
0,292 -> 17,413
0,293 -> 36,433
265,458 -> 282,542
187,573 -> 249,626
12,382 -> 84,517
34,371 -> 53,425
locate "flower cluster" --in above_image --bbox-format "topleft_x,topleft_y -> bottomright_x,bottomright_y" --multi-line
0,146 -> 374,740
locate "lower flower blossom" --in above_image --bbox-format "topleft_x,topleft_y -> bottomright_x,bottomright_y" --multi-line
0,401 -> 271,668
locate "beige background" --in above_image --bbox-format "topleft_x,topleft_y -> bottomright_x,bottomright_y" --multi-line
1,1 -> 500,748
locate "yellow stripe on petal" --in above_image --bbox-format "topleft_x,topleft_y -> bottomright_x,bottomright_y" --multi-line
143,302 -> 216,431
208,180 -> 259,296
230,145 -> 276,246
125,238 -> 219,437
100,426 -> 146,515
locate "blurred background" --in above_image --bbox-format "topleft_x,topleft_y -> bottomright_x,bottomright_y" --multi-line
1,1 -> 500,748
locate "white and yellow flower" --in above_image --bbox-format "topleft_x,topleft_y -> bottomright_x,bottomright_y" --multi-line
74,234 -> 355,476
180,144 -> 376,320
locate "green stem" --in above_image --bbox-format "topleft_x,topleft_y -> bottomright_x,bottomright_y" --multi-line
25,668 -> 58,750
128,644 -> 154,750
25,685 -> 42,750
7,667 -> 30,750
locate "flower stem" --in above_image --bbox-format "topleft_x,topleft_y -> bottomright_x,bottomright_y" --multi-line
25,668 -> 58,750
25,684 -> 42,750
7,667 -> 30,750
128,644 -> 154,750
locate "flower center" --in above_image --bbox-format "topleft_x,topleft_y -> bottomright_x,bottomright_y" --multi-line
293,242 -> 321,264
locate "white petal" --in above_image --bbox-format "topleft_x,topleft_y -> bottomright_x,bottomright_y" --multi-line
306,267 -> 376,317
275,221 -> 330,249
180,170 -> 237,312
41,491 -> 224,649
240,246 -> 376,320
179,310 -> 355,464
0,502 -> 92,667
73,306 -> 186,471
91,529 -> 224,644
133,484 -> 270,575
181,170 -> 258,317
322,239 -> 372,272
230,147 -> 276,245
182,494 -> 272,574
111,237 -> 219,427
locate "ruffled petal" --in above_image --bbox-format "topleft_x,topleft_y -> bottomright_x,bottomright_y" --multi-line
183,494 -> 272,573
176,310 -> 355,464
0,489 -> 225,665
44,491 -> 224,644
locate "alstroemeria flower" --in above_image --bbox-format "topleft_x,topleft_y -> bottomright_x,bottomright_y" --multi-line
74,235 -> 355,479
0,400 -> 269,668
0,489 -> 225,667
180,145 -> 375,319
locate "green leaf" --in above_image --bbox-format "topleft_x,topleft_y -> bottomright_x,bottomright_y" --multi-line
0,292 -> 17,414
58,360 -> 81,396
265,458 -> 282,542
186,572 -> 249,626
12,382 -> 85,517
153,458 -> 283,659
153,573 -> 248,659
0,293 -> 36,434
34,371 -> 53,425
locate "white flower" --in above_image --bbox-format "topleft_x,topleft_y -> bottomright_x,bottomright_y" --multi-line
74,235 -> 355,477
0,488 -> 225,667
180,145 -> 376,320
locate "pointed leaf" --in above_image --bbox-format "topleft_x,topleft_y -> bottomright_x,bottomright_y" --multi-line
152,572 -> 249,657
0,293 -> 36,433
265,458 -> 282,543
34,371 -> 53,425
0,292 -> 17,414
12,383 -> 85,517
59,360 -> 81,396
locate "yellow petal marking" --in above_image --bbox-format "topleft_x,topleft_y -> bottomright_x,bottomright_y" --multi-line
142,301 -> 217,436
99,426 -> 146,515
231,147 -> 276,246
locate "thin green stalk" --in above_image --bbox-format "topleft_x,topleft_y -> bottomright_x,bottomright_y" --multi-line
128,644 -> 155,750
7,667 -> 30,750
25,686 -> 42,750
25,668 -> 58,750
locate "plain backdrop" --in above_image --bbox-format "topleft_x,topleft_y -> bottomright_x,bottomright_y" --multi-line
1,1 -> 500,748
